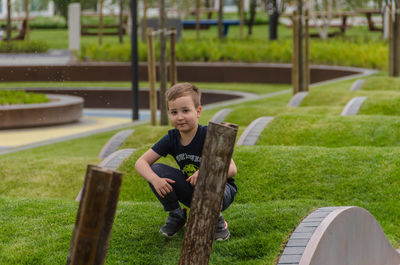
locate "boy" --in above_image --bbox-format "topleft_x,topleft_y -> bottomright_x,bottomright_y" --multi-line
135,82 -> 237,241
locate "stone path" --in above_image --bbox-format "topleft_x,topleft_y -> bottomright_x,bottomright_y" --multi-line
98,129 -> 134,159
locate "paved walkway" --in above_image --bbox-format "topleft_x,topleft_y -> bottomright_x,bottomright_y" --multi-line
0,49 -> 72,66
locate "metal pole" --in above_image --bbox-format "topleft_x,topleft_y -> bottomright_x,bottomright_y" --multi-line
131,0 -> 139,120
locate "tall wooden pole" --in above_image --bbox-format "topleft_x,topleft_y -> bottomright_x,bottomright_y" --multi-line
389,3 -> 394,75
179,122 -> 238,265
98,0 -> 104,45
392,0 -> 400,76
159,0 -> 169,125
169,28 -> 177,86
147,28 -> 157,126
296,0 -> 304,91
119,0 -> 124,44
292,11 -> 299,95
218,0 -> 223,38
239,0 -> 244,38
25,0 -> 30,41
66,165 -> 123,265
6,0 -> 11,44
305,8 -> 310,90
141,0 -> 148,43
196,0 -> 200,39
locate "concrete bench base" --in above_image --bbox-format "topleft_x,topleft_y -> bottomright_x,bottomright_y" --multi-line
278,206 -> 400,265
0,94 -> 83,129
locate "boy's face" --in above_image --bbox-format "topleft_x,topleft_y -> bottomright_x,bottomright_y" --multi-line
168,95 -> 202,134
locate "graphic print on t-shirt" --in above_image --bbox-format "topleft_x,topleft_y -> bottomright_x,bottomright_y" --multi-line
183,164 -> 199,176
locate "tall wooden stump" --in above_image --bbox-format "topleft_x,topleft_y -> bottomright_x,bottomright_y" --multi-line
147,28 -> 157,126
66,165 -> 123,265
291,5 -> 309,95
179,122 -> 238,265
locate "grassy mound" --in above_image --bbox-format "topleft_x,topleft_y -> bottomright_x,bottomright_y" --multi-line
1,73 -> 400,264
256,114 -> 400,147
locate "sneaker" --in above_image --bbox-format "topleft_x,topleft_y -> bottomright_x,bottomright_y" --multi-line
159,210 -> 186,237
215,216 -> 230,241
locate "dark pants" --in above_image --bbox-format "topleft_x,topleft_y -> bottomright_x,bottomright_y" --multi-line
150,163 -> 236,212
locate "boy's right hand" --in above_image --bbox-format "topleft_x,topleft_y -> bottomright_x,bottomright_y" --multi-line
152,177 -> 176,198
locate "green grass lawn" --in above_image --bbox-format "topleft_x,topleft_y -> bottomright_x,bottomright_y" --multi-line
1,71 -> 400,264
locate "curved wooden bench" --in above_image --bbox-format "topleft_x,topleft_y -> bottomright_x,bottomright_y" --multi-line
341,96 -> 368,116
236,117 -> 274,146
277,206 -> 400,265
75,148 -> 135,201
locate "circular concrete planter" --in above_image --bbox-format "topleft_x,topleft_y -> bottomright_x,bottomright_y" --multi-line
0,94 -> 83,129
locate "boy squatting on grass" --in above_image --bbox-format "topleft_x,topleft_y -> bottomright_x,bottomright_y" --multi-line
135,82 -> 237,241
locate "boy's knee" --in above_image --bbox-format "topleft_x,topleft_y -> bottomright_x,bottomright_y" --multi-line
150,163 -> 165,176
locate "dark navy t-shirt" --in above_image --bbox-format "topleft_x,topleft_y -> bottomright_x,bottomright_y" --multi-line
152,124 -> 236,189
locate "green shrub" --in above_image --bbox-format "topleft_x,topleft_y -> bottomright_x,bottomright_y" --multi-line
79,38 -> 387,69
29,16 -> 67,29
0,90 -> 49,105
0,40 -> 50,53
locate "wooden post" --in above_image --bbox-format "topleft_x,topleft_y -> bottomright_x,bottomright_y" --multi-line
118,0 -> 124,44
239,0 -> 244,38
98,0 -> 104,45
296,0 -> 304,92
178,122 -> 238,265
25,0 -> 30,42
389,4 -> 394,76
305,8 -> 310,91
141,0 -> 148,43
169,28 -> 177,86
66,165 -> 123,265
147,28 -> 157,126
218,0 -> 223,38
6,0 -> 11,44
196,0 -> 200,39
292,11 -> 299,95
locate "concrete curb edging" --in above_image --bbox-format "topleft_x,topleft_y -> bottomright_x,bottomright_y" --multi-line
98,129 -> 134,159
236,117 -> 274,146
75,148 -> 135,201
341,96 -> 368,116
210,108 -> 233,123
278,206 -> 400,265
350,79 -> 365,91
0,94 -> 83,129
287,92 -> 309,107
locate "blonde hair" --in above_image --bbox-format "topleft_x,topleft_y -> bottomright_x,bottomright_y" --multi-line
166,82 -> 201,108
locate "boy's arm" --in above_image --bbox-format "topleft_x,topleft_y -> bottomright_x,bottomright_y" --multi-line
135,149 -> 175,198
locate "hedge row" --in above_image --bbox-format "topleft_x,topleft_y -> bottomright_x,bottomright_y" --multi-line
79,38 -> 387,69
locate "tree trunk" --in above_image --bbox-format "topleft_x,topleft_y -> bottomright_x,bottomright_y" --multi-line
7,0 -> 11,44
141,0 -> 148,43
238,0 -> 244,38
119,0 -> 124,44
218,0 -> 223,38
248,0 -> 256,36
25,0 -> 30,41
159,0 -> 169,125
98,0 -> 104,45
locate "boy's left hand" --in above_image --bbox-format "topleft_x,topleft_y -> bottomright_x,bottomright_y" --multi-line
186,171 -> 199,186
